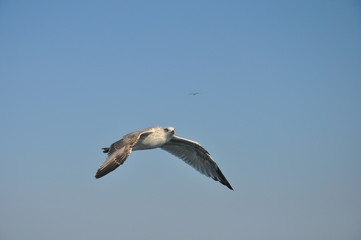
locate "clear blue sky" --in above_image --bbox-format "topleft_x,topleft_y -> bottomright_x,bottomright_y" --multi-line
1,1 -> 360,239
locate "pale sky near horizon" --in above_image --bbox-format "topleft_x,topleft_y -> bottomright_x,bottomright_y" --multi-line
1,1 -> 361,239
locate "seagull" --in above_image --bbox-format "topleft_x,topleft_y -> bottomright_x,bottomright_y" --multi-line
188,92 -> 200,96
95,126 -> 233,190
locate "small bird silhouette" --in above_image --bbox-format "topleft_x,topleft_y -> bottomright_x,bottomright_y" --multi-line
188,92 -> 200,96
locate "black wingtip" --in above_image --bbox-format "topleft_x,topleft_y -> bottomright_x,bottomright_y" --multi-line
95,170 -> 103,179
227,184 -> 234,191
221,179 -> 234,190
215,168 -> 234,190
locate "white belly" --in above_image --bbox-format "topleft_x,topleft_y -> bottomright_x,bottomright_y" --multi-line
133,134 -> 167,150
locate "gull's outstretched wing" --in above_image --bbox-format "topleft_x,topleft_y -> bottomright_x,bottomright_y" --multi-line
95,143 -> 132,179
161,136 -> 233,190
95,130 -> 152,178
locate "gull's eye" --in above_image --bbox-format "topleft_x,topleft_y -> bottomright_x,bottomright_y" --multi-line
164,128 -> 169,132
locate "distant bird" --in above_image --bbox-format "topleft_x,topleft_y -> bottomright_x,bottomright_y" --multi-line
95,126 -> 233,190
188,92 -> 200,96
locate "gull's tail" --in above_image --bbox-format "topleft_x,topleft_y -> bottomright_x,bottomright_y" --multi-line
102,148 -> 109,153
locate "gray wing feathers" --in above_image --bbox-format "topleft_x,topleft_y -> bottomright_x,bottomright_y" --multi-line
95,131 -> 146,178
105,131 -> 144,156
95,145 -> 132,178
161,136 -> 233,190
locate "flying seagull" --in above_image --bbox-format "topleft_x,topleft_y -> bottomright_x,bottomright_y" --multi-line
188,92 -> 200,96
95,126 -> 233,190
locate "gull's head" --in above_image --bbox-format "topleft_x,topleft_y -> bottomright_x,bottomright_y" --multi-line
163,126 -> 175,139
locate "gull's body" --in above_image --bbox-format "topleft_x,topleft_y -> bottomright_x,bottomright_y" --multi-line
95,126 -> 233,190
